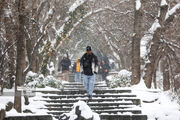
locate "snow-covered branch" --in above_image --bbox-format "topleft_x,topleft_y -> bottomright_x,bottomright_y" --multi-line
69,0 -> 87,13
55,7 -> 119,51
136,0 -> 141,10
165,3 -> 180,20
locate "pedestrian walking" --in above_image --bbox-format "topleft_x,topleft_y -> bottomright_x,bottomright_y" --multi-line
73,58 -> 81,83
100,60 -> 110,81
80,46 -> 98,99
58,54 -> 71,81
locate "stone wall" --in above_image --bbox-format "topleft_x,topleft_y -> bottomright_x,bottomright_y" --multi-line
4,115 -> 52,120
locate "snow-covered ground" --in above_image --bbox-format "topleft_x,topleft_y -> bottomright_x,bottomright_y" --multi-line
0,87 -> 48,117
111,79 -> 180,120
131,81 -> 180,120
1,73 -> 180,120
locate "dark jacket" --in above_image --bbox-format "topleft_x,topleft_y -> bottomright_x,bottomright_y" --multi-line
60,58 -> 71,71
101,63 -> 110,74
72,62 -> 76,73
80,53 -> 98,76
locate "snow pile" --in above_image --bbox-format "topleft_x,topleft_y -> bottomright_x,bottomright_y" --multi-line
107,69 -> 131,88
1,91 -> 49,117
60,101 -> 100,120
131,80 -> 180,120
25,71 -> 63,89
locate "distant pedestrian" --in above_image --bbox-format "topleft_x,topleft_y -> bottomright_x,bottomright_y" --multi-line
58,54 -> 71,81
73,58 -> 81,83
100,60 -> 110,81
80,46 -> 98,99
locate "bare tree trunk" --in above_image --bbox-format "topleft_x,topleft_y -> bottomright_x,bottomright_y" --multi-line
131,0 -> 143,85
14,0 -> 26,113
26,2 -> 39,73
144,3 -> 168,88
0,0 -> 5,20
119,53 -> 126,69
162,57 -> 170,91
4,2 -> 15,89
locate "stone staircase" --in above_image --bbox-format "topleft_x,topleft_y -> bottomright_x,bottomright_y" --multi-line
35,82 -> 147,120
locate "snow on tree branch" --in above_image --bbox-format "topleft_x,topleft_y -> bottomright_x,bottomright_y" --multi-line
55,7 -> 119,51
161,0 -> 167,6
69,0 -> 87,13
136,0 -> 141,10
165,3 -> 180,20
56,0 -> 87,35
149,19 -> 161,34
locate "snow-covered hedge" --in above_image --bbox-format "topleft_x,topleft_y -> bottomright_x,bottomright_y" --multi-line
25,71 -> 62,89
107,69 -> 132,88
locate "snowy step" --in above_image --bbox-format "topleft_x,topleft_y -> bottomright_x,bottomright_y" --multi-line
63,87 -> 109,91
100,114 -> 147,120
41,98 -> 140,105
63,84 -> 108,87
45,102 -> 134,108
48,109 -> 142,116
35,81 -> 147,120
42,94 -> 137,99
44,105 -> 137,111
53,114 -> 147,120
34,89 -> 132,95
63,82 -> 106,86
63,87 -> 108,90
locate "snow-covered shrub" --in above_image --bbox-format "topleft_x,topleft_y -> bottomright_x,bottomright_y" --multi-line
44,75 -> 62,89
107,69 -> 132,88
25,71 -> 62,89
59,101 -> 100,120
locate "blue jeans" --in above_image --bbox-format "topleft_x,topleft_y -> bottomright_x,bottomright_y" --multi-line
74,72 -> 81,82
83,74 -> 96,96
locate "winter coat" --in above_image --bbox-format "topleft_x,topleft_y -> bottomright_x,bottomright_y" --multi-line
101,63 -> 110,74
72,61 -> 81,73
60,58 -> 71,71
80,53 -> 98,76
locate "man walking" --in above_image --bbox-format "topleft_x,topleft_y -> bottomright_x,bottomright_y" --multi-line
80,46 -> 98,99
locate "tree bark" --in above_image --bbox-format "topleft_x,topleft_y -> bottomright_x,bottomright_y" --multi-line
162,57 -> 170,91
143,2 -> 169,88
14,0 -> 26,113
0,0 -> 5,21
4,1 -> 15,89
131,0 -> 143,85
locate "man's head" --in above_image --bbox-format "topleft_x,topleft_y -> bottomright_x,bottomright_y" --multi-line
63,54 -> 67,58
86,46 -> 92,55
